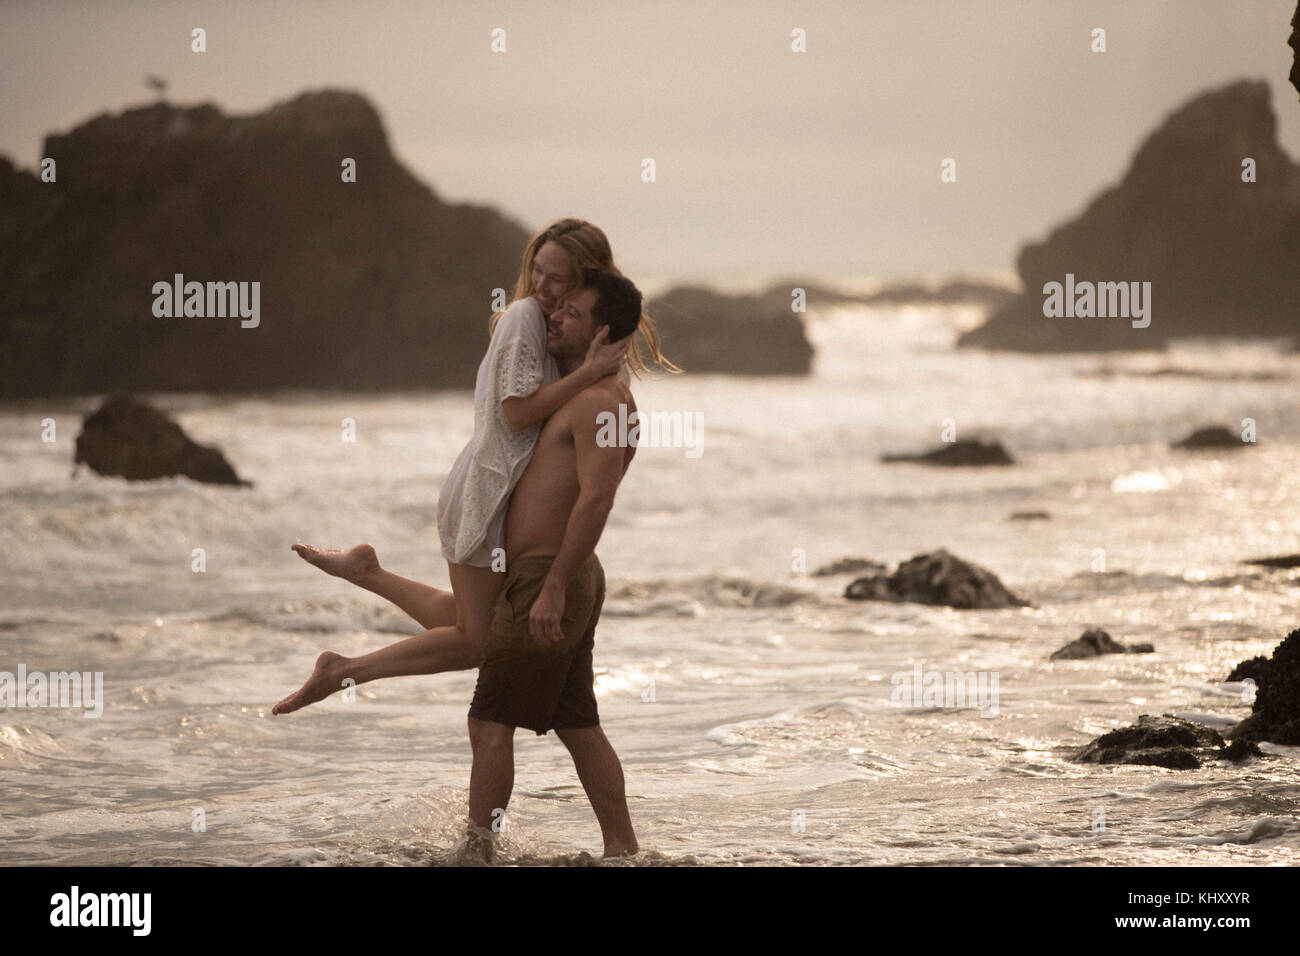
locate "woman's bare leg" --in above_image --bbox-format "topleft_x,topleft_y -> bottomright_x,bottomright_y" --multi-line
291,543 -> 456,630
272,562 -> 504,715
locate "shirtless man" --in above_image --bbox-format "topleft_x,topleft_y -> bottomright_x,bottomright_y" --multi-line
465,268 -> 641,859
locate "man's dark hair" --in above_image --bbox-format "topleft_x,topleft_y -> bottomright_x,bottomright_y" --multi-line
584,269 -> 642,342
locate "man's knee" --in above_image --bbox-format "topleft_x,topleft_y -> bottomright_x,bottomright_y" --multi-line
468,717 -> 514,750
555,724 -> 609,757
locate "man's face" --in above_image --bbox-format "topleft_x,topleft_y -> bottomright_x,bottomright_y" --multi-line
546,287 -> 601,362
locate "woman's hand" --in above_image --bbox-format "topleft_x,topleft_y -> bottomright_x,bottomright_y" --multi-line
582,326 -> 630,380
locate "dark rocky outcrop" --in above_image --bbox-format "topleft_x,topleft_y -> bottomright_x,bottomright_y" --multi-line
845,576 -> 893,601
1076,714 -> 1259,770
1172,426 -> 1246,449
648,286 -> 813,375
812,557 -> 887,577
0,90 -> 534,397
1229,628 -> 1300,745
1225,655 -> 1271,686
1242,554 -> 1300,568
880,439 -> 1014,466
74,394 -> 249,485
845,548 -> 1029,609
1050,628 -> 1154,660
957,80 -> 1300,352
6,91 -> 798,396
1291,2 -> 1300,103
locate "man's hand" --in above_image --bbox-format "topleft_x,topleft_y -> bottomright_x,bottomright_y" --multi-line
529,581 -> 566,645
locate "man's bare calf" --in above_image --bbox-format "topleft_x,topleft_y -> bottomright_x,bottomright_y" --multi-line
556,725 -> 639,858
465,717 -> 638,860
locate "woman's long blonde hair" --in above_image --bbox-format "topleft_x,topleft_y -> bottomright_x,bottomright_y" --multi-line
491,218 -> 680,378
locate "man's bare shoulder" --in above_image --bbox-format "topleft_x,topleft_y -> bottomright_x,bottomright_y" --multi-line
564,375 -> 633,427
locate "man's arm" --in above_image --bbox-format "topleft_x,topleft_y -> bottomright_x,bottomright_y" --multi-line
529,389 -> 626,644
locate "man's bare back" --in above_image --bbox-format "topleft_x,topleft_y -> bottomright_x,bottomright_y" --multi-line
505,377 -> 637,560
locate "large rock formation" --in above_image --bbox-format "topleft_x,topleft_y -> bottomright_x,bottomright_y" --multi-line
958,80 -> 1300,352
648,285 -> 813,374
1049,628 -> 1153,660
1171,425 -> 1249,449
9,91 -> 811,397
0,90 -> 529,397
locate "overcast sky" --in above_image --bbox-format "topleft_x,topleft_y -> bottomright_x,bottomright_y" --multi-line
3,0 -> 1298,290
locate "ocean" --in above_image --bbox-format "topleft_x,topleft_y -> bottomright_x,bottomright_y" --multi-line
2,302 -> 1298,865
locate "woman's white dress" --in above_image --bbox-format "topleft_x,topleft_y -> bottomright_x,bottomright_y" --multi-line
437,297 -> 561,566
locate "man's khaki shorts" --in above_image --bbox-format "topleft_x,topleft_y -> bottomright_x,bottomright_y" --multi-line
468,554 -> 604,735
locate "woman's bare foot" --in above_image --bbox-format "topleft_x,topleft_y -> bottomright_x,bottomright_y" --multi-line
272,650 -> 349,715
291,543 -> 380,583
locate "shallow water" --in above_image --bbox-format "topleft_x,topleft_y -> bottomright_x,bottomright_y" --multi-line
3,304 -> 1298,865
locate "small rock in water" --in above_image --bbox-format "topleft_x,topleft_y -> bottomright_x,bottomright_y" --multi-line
844,548 -> 1029,609
1171,426 -> 1246,449
1009,510 -> 1051,521
1219,739 -> 1263,763
1242,553 -> 1300,569
844,575 -> 892,601
1050,628 -> 1154,660
812,557 -> 887,577
879,439 -> 1015,467
1075,714 -> 1237,770
74,393 -> 251,486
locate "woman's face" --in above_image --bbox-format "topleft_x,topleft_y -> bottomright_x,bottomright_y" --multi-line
531,240 -> 572,315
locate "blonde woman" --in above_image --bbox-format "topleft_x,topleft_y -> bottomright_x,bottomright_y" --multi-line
274,219 -> 675,714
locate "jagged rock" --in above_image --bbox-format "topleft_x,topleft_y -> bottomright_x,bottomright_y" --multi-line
2,91 -> 762,397
74,394 -> 249,485
845,548 -> 1029,609
1009,510 -> 1051,521
1229,628 -> 1300,745
0,90 -> 534,397
880,439 -> 1014,466
844,575 -> 892,601
1172,426 -> 1245,449
1075,714 -> 1234,770
812,557 -> 887,577
1050,628 -> 1154,660
1226,655 -> 1271,686
1291,2 -> 1300,102
958,80 -> 1300,352
1243,554 -> 1300,568
1220,738 -> 1263,762
648,285 -> 813,374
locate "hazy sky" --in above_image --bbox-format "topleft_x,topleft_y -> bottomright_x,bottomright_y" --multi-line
3,0 -> 1298,290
